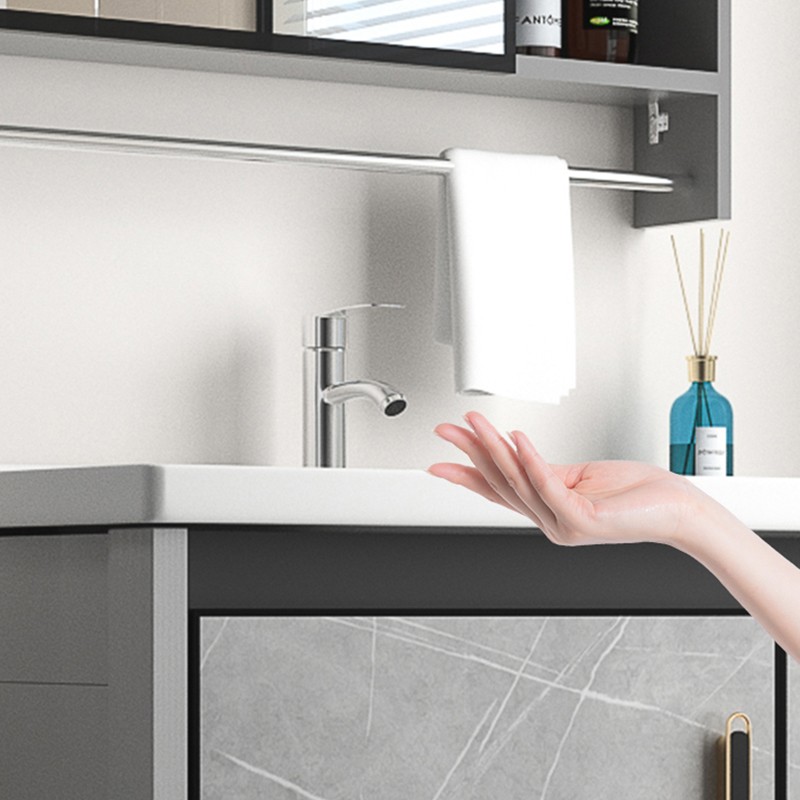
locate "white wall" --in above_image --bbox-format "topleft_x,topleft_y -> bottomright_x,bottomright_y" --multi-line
631,2 -> 800,478
0,2 -> 797,475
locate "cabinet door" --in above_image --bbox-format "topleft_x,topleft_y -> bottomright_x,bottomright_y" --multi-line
198,615 -> 774,800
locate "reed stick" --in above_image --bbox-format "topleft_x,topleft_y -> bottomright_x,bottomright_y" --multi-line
705,229 -> 731,354
670,234 -> 699,356
671,228 -> 731,360
704,229 -> 725,354
699,228 -> 705,355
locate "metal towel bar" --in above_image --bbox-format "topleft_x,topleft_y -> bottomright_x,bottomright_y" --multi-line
0,123 -> 674,192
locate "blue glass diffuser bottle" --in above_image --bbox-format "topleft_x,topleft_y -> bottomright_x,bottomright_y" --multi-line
668,228 -> 733,476
670,355 -> 733,476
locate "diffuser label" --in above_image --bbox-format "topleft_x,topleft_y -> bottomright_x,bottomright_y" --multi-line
584,0 -> 638,32
517,0 -> 561,47
695,427 -> 727,476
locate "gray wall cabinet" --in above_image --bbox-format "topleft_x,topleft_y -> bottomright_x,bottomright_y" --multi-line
0,0 -> 730,228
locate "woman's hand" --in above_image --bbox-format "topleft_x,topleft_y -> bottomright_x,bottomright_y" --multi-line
432,412 -> 800,665
429,410 -> 711,549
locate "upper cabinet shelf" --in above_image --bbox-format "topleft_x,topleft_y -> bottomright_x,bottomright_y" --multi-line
514,57 -> 722,105
0,25 -> 723,107
0,0 -> 729,227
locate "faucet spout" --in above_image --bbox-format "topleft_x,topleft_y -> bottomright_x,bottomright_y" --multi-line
322,380 -> 407,417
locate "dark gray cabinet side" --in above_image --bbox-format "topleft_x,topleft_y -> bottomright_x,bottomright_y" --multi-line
0,533 -> 108,799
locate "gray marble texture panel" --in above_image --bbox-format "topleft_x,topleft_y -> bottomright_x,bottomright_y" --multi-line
790,656 -> 798,795
200,616 -> 774,800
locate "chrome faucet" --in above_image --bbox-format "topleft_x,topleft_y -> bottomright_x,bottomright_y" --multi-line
303,303 -> 407,468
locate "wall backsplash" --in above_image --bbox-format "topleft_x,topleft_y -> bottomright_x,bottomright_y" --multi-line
0,0 -> 799,475
199,615 -> 775,800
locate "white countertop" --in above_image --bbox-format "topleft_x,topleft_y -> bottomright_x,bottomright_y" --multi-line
0,464 -> 798,532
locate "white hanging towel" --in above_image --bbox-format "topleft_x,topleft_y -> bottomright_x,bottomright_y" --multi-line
435,148 -> 576,403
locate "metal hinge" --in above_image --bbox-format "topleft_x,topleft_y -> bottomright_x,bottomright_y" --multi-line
649,100 -> 670,145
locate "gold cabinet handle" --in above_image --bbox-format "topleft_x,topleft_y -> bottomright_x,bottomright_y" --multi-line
721,712 -> 752,800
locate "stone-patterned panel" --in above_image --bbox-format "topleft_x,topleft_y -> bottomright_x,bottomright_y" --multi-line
200,616 -> 774,800
790,656 -> 798,796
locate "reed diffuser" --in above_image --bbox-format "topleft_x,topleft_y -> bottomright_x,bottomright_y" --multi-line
669,229 -> 733,476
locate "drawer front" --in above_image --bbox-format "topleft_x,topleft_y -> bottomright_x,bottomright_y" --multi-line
198,614 -> 775,800
0,534 -> 107,684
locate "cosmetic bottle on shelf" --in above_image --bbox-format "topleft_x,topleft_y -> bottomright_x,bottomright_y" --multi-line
563,0 -> 638,63
516,0 -> 562,56
669,356 -> 733,476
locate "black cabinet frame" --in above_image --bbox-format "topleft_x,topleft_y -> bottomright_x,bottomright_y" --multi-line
0,1 -> 516,72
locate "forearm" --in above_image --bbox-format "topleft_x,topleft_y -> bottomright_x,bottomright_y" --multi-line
677,494 -> 800,662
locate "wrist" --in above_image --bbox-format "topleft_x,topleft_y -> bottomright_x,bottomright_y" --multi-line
671,481 -> 755,565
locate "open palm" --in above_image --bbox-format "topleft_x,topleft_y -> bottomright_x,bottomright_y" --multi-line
429,411 -> 704,548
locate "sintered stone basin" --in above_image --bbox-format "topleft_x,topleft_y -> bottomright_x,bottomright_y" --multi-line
0,465 -> 797,531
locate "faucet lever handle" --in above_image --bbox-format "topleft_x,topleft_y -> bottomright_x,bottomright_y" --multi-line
305,303 -> 404,349
322,302 -> 404,317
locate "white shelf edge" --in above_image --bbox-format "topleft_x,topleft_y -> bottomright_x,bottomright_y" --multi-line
515,55 -> 721,96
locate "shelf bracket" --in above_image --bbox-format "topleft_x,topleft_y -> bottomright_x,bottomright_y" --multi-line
648,100 -> 670,146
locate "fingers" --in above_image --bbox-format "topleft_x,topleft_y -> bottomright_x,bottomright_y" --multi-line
433,421 -> 539,522
427,463 -> 518,512
511,429 -> 591,539
464,412 -> 557,533
510,429 -> 570,504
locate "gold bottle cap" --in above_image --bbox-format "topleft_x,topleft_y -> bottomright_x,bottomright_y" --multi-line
687,355 -> 717,382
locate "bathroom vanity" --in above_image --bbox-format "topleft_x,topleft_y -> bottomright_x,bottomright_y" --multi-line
1,465 -> 797,800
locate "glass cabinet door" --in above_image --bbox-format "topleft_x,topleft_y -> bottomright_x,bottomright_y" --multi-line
272,0 -> 506,54
2,0 -> 256,29
0,0 -> 513,68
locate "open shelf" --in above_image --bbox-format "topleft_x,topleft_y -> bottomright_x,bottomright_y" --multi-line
0,28 -> 721,107
515,56 -> 721,105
